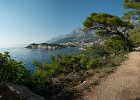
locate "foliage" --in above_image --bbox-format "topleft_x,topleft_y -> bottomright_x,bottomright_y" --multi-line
83,12 -> 133,51
122,10 -> 140,22
0,52 -> 29,84
32,35 -> 129,86
83,13 -> 133,29
104,35 -> 128,53
0,39 -> 128,99
123,0 -> 140,49
124,0 -> 140,9
0,2 -> 138,99
129,28 -> 140,47
123,0 -> 140,28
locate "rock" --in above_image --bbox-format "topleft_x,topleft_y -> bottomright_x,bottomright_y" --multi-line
134,47 -> 140,51
0,83 -> 44,100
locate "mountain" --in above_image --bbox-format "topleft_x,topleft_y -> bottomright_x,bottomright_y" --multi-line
47,28 -> 99,44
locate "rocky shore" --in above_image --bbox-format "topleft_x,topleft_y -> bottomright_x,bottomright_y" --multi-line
26,43 -> 66,50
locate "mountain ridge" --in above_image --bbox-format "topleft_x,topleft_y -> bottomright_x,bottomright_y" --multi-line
47,28 -> 99,44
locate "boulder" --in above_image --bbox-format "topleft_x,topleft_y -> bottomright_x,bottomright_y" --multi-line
0,83 -> 44,100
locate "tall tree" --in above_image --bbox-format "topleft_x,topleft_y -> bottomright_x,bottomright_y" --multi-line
123,0 -> 140,27
124,0 -> 140,9
83,13 -> 133,51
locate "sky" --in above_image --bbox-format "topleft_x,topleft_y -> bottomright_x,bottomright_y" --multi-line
0,0 -> 126,47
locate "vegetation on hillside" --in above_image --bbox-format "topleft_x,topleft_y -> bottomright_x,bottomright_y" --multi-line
0,0 -> 140,99
83,12 -> 133,51
0,52 -> 30,84
26,13 -> 134,99
124,0 -> 140,9
123,0 -> 140,47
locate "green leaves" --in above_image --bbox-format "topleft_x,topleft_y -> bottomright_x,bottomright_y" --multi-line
0,52 -> 29,84
124,0 -> 140,9
123,0 -> 140,28
104,35 -> 127,53
83,12 -> 134,51
83,12 -> 133,30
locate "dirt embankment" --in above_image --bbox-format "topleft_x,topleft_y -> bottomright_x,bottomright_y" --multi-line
82,52 -> 140,100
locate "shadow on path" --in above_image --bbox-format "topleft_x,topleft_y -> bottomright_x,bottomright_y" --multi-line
47,89 -> 83,100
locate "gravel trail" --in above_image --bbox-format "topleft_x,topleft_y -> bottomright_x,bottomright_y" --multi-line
83,52 -> 140,100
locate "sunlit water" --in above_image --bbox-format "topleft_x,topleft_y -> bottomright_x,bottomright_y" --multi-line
0,47 -> 80,71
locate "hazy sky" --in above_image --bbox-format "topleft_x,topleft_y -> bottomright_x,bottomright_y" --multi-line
0,0 -> 125,47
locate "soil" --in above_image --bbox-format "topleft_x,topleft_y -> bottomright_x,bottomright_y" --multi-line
81,52 -> 140,100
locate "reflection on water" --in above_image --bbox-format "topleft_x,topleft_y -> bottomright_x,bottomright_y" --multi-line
0,47 -> 80,71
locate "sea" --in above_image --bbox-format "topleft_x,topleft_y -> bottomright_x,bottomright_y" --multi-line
0,46 -> 80,71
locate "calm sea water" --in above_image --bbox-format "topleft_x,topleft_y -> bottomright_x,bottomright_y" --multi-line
0,47 -> 80,71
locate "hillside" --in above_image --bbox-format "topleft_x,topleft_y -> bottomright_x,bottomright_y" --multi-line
47,28 -> 99,44
81,52 -> 140,100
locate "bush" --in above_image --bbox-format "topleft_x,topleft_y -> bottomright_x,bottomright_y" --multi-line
84,43 -> 110,58
104,35 -> 128,54
0,52 -> 30,84
31,36 -> 129,98
129,28 -> 140,47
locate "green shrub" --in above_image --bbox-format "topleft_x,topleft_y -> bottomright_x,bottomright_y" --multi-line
84,43 -> 110,58
0,52 -> 29,84
104,35 -> 128,53
86,58 -> 100,69
31,35 -> 129,98
129,28 -> 140,47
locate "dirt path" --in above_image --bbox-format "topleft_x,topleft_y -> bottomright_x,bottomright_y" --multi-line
82,52 -> 140,100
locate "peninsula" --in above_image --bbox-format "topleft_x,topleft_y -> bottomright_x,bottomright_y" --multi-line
26,43 -> 66,50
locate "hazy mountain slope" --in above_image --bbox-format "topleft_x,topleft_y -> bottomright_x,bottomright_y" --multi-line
47,28 -> 98,44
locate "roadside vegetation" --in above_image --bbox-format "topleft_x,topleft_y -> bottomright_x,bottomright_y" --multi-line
0,0 -> 140,99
